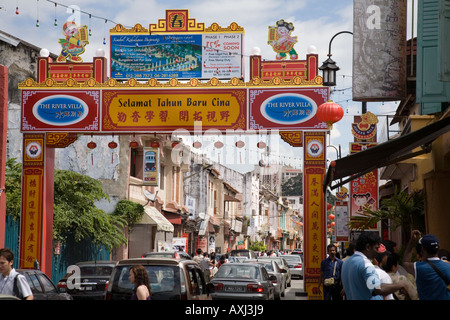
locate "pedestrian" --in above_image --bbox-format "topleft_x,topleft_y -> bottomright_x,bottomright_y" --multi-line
0,248 -> 33,300
382,252 -> 418,300
342,242 -> 355,262
218,254 -> 226,268
403,230 -> 450,300
193,248 -> 204,264
341,231 -> 406,300
202,252 -> 211,282
373,244 -> 394,300
129,265 -> 151,300
210,252 -> 218,277
319,244 -> 343,300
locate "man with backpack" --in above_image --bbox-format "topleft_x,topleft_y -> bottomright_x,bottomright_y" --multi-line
0,248 -> 33,300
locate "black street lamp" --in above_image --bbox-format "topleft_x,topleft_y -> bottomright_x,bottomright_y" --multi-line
319,31 -> 353,87
319,56 -> 340,87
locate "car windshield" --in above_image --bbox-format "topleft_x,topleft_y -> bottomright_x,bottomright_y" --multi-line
111,265 -> 181,299
283,256 -> 301,262
215,264 -> 260,279
79,266 -> 114,276
145,252 -> 173,258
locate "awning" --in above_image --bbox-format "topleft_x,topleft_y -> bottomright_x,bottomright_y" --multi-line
224,194 -> 240,202
140,207 -> 174,232
323,116 -> 450,192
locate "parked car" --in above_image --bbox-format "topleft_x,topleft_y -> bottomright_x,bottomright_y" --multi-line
229,249 -> 256,259
57,261 -> 116,300
257,257 -> 292,287
246,259 -> 286,299
210,263 -> 276,300
105,258 -> 213,300
282,254 -> 303,279
142,251 -> 191,259
16,269 -> 72,300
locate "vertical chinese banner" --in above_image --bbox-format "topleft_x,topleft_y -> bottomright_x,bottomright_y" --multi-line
20,134 -> 45,269
303,131 -> 326,300
349,112 -> 379,232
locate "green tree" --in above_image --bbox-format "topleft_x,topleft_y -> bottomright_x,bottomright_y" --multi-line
249,240 -> 266,252
4,158 -> 22,221
4,159 -> 136,251
281,173 -> 303,196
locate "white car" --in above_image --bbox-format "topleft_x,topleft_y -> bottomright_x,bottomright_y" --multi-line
282,254 -> 303,279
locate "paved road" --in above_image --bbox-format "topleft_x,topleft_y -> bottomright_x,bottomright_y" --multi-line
283,278 -> 307,300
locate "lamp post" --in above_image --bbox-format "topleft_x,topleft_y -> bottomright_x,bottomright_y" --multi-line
319,31 -> 353,87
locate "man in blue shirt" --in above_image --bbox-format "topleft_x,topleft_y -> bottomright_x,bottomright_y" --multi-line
319,244 -> 343,300
403,230 -> 450,300
341,231 -> 407,300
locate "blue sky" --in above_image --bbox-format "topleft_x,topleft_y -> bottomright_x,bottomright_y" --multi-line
0,0 -> 416,173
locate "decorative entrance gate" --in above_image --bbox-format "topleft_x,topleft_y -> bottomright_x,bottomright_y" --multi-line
17,10 -> 333,299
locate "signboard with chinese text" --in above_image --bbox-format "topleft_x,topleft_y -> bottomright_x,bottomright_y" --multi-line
249,87 -> 328,130
21,90 -> 101,132
19,134 -> 45,269
303,131 -> 326,300
349,142 -> 379,230
102,89 -> 246,132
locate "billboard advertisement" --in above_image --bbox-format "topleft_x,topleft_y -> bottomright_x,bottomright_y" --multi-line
110,33 -> 243,80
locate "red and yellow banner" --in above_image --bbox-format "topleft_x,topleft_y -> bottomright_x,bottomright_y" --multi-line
20,134 -> 45,269
303,131 -> 326,300
102,89 -> 246,132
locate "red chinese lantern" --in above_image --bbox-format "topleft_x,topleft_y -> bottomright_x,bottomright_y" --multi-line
328,213 -> 335,220
214,141 -> 224,149
235,140 -> 245,148
331,221 -> 335,227
257,141 -> 266,149
87,141 -> 96,165
193,141 -> 202,149
151,141 -> 160,148
129,141 -> 139,148
108,141 -> 118,149
87,141 -> 96,149
316,100 -> 344,130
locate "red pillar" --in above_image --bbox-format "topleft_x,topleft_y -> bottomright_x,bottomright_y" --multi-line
0,65 -> 7,248
42,142 -> 54,275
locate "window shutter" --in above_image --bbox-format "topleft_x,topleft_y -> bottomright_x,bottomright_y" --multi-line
439,0 -> 450,81
417,0 -> 450,113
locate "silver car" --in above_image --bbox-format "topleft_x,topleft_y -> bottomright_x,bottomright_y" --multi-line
247,260 -> 286,299
257,257 -> 292,287
210,263 -> 275,300
282,254 -> 303,279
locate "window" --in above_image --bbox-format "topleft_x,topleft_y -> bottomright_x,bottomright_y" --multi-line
26,273 -> 43,293
37,273 -> 57,294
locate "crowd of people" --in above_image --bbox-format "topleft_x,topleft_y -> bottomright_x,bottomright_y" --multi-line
319,230 -> 450,300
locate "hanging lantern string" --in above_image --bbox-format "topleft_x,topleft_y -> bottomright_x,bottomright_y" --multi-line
45,0 -> 129,28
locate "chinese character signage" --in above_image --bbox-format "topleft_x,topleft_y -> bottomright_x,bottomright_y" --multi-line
20,134 -> 45,269
102,89 -> 246,132
249,87 -> 328,130
303,131 -> 326,300
21,90 -> 101,132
